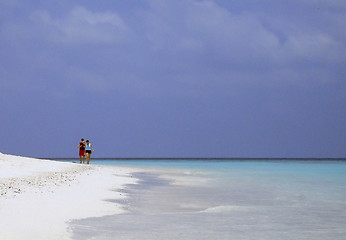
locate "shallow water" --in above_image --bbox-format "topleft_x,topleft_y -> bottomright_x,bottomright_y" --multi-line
69,160 -> 346,240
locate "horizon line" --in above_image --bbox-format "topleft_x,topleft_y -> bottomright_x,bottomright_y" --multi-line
42,157 -> 346,161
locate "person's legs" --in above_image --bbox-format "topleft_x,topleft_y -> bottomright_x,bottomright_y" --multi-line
86,153 -> 90,164
79,150 -> 85,164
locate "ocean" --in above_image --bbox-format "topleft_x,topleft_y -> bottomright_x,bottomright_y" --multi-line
63,159 -> 346,240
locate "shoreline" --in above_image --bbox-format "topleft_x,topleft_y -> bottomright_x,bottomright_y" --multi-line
68,167 -> 217,239
0,152 -> 138,240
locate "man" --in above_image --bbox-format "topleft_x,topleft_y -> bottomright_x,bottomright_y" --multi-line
78,138 -> 86,164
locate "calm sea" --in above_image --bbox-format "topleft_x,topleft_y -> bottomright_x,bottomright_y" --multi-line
59,159 -> 346,240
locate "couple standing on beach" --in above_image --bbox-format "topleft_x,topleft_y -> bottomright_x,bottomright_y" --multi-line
78,138 -> 94,164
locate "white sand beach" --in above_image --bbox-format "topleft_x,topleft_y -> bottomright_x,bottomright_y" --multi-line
0,152 -> 137,240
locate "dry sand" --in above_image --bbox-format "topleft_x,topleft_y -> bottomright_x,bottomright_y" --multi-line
0,152 -> 138,240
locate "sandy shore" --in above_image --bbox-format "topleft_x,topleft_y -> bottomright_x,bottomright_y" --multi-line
0,152 -> 138,240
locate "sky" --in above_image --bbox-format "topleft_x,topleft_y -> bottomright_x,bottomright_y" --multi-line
1,0 -> 345,158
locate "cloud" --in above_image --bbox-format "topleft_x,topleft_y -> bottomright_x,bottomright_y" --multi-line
1,0 -> 345,98
30,6 -> 129,45
138,0 -> 345,87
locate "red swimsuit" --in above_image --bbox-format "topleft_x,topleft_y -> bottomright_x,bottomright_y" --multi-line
79,142 -> 85,156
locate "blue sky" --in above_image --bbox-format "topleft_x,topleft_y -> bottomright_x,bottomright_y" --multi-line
1,0 -> 345,158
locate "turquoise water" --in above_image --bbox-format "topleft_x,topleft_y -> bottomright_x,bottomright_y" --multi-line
68,160 -> 346,240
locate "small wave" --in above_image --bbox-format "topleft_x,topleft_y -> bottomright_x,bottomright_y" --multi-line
201,205 -> 249,213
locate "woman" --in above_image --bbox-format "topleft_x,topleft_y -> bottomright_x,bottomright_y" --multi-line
85,140 -> 94,164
